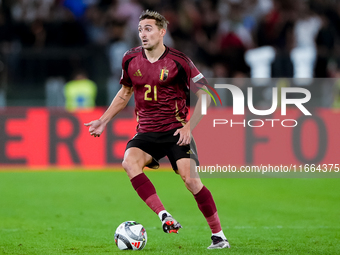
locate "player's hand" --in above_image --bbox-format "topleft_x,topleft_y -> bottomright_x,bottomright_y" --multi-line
84,120 -> 106,137
174,125 -> 191,146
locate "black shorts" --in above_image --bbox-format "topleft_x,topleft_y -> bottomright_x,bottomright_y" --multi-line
125,128 -> 199,171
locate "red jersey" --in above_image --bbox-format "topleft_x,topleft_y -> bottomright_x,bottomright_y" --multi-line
120,46 -> 205,133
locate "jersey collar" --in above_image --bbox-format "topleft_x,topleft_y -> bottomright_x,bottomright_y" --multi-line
142,45 -> 169,61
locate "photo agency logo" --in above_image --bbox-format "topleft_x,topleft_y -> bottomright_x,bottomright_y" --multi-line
201,84 -> 312,128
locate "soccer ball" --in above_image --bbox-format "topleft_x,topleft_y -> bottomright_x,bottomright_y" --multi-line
114,221 -> 147,250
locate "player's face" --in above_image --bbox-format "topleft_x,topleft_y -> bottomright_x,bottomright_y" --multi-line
138,19 -> 165,50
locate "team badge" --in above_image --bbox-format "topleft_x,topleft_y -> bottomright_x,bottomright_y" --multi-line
159,67 -> 169,81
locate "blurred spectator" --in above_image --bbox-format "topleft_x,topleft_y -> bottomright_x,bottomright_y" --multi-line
106,18 -> 129,76
64,69 -> 97,111
212,61 -> 229,78
167,0 -> 201,57
0,0 -> 340,107
293,1 -> 321,49
11,0 -> 54,23
314,14 -> 336,77
0,7 -> 12,45
256,0 -> 297,77
218,1 -> 253,77
83,5 -> 107,45
62,0 -> 88,19
195,0 -> 219,66
105,18 -> 130,102
115,0 -> 143,43
59,10 -> 88,47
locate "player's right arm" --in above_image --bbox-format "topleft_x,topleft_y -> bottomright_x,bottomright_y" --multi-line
84,85 -> 133,137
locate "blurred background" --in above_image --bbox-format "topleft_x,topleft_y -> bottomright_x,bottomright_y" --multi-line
0,0 -> 339,167
0,0 -> 340,108
1,3 -> 339,253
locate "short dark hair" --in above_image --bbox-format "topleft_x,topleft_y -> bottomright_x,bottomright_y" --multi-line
139,10 -> 169,30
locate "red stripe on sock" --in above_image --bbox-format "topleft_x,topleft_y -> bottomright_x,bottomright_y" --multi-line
206,212 -> 222,233
145,193 -> 165,215
130,173 -> 165,214
194,186 -> 222,233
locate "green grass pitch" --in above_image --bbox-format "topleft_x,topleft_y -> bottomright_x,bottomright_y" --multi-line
0,170 -> 339,254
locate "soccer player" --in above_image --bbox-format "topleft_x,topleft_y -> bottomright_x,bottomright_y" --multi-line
85,10 -> 230,249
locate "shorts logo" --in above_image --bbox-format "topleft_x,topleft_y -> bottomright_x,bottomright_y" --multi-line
159,67 -> 169,81
187,149 -> 193,154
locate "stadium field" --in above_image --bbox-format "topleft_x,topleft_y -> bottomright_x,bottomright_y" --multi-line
0,169 -> 339,255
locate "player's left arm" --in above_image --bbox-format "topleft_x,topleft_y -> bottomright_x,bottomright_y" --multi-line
174,86 -> 211,146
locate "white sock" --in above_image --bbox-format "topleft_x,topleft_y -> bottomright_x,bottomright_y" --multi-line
212,230 -> 227,240
158,210 -> 171,221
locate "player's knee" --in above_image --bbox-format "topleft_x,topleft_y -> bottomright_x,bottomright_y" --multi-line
122,158 -> 144,179
122,158 -> 136,172
182,176 -> 203,194
122,156 -> 145,172
184,177 -> 198,188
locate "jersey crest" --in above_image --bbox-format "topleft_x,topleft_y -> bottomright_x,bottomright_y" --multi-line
159,67 -> 169,81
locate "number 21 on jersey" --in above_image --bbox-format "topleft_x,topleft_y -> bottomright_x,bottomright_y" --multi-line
144,84 -> 157,101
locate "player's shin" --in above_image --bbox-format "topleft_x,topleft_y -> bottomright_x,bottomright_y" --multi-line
130,173 -> 165,214
194,186 -> 223,234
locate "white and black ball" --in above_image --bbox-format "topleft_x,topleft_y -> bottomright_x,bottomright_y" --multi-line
114,221 -> 147,250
